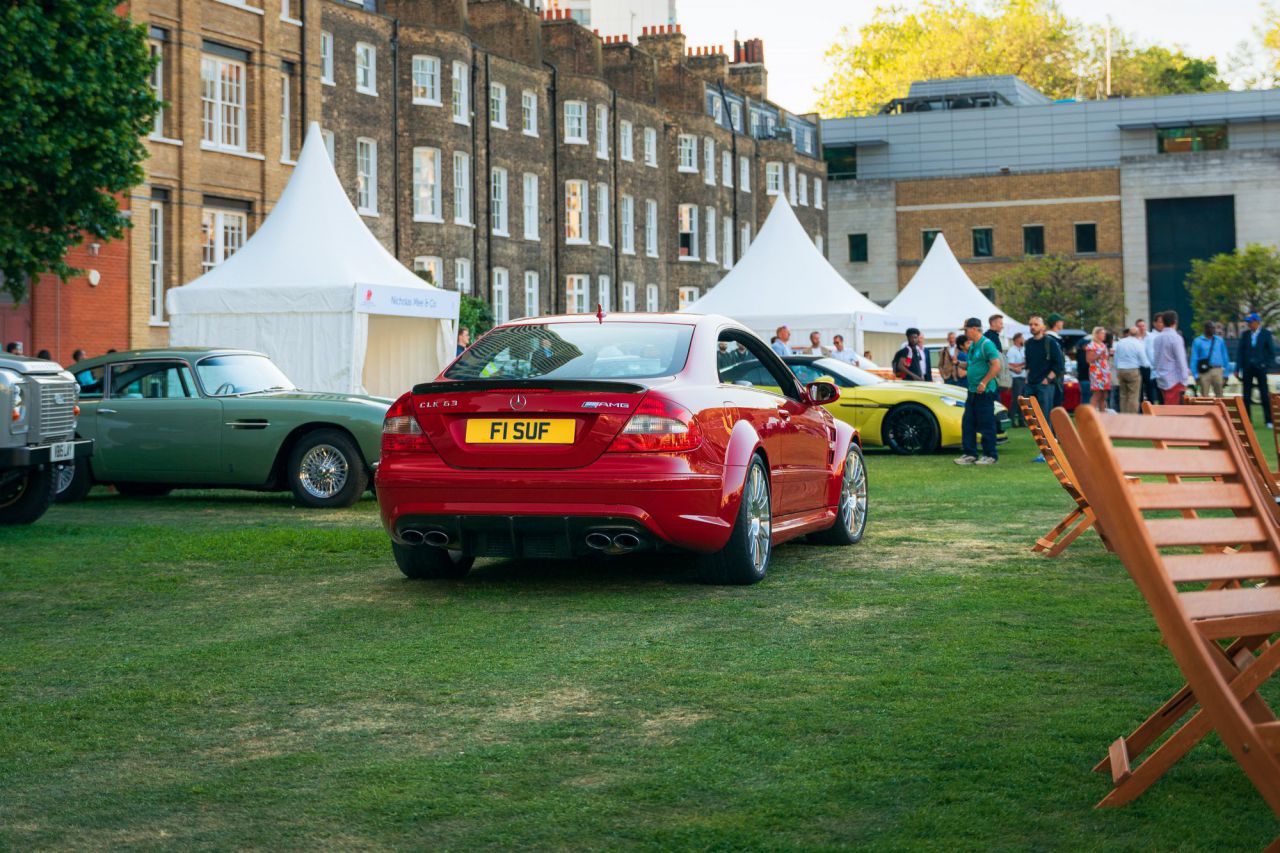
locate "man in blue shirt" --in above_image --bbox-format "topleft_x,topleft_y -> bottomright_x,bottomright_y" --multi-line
771,325 -> 793,357
1190,321 -> 1229,398
955,317 -> 1002,466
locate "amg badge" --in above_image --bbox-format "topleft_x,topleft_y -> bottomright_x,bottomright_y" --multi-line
581,401 -> 630,409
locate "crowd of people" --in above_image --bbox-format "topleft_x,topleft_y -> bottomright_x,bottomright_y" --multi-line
767,325 -> 877,366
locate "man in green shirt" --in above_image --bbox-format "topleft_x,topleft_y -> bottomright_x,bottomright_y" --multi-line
955,317 -> 1002,466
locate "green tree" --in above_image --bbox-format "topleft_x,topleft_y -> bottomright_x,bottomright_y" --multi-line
989,255 -> 1124,329
817,0 -> 1227,117
1185,244 -> 1280,329
458,294 -> 494,339
0,1 -> 158,302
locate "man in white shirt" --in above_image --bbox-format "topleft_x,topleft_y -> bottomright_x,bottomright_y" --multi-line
1152,310 -> 1192,404
1113,326 -> 1147,413
771,325 -> 793,357
830,334 -> 858,364
1006,333 -> 1027,425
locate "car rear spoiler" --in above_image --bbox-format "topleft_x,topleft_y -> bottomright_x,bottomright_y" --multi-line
411,379 -> 648,395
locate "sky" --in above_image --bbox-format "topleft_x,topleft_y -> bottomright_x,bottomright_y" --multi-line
672,0 -> 1269,113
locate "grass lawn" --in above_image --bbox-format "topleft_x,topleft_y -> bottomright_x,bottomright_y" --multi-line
2,427 -> 1278,849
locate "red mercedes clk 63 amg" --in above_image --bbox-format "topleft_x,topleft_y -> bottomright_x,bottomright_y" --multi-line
376,313 -> 868,584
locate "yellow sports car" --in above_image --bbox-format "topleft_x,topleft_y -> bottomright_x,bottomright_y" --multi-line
720,355 -> 1010,455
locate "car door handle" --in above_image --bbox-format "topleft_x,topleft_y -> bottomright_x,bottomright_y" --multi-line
99,408 -> 117,414
776,407 -> 791,421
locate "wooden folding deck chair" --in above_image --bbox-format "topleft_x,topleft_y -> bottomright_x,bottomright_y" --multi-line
1187,395 -> 1280,505
1052,404 -> 1280,826
1018,394 -> 1101,557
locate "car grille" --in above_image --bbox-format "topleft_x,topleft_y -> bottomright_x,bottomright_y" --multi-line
37,380 -> 77,442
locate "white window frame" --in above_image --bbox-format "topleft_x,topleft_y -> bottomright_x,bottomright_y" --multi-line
741,156 -> 751,192
798,172 -> 808,206
321,128 -> 335,163
490,167 -> 509,236
622,281 -> 636,312
453,152 -> 471,225
596,183 -> 610,247
451,60 -> 469,125
522,173 -> 539,241
788,162 -> 798,204
595,104 -> 609,159
706,207 -> 717,264
703,137 -> 715,185
645,199 -> 658,257
815,178 -> 824,209
723,216 -> 733,271
200,207 -> 247,272
722,150 -> 733,187
320,31 -> 334,85
149,200 -> 165,322
565,179 -> 589,244
816,233 -> 825,255
741,220 -> 752,252
619,120 -> 633,161
356,137 -> 377,215
355,42 -> 376,96
712,98 -> 724,125
454,257 -> 473,293
149,40 -> 165,138
730,102 -> 742,132
413,255 -> 443,285
200,55 -> 246,152
523,271 -> 539,317
411,55 -> 441,105
564,101 -> 587,144
566,274 -> 590,314
489,81 -> 507,129
492,267 -> 509,324
643,127 -> 658,167
521,90 -> 537,136
598,275 -> 611,312
766,161 -> 782,196
678,286 -> 700,310
412,147 -> 442,222
645,283 -> 659,312
620,195 -> 635,255
677,134 -> 697,172
678,203 -> 699,260
280,72 -> 291,161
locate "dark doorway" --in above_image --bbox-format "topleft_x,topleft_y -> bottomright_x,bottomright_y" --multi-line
1146,195 -> 1236,340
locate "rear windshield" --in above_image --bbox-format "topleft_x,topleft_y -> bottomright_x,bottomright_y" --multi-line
446,322 -> 695,382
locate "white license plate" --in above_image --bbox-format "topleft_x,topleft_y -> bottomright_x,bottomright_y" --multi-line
50,441 -> 73,462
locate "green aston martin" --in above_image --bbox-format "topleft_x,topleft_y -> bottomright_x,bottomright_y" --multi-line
56,348 -> 391,508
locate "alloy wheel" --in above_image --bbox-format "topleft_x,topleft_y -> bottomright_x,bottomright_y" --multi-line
745,464 -> 772,572
840,449 -> 868,538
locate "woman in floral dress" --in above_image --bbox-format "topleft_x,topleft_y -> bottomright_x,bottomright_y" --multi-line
1085,326 -> 1111,412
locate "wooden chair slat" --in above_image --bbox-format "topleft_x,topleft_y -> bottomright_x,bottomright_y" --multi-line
1164,552 -> 1280,583
1114,447 -> 1235,476
1256,721 -> 1280,755
1131,481 -> 1253,511
1183,587 -> 1280,622
1145,517 -> 1268,547
1104,414 -> 1223,442
1020,395 -> 1102,557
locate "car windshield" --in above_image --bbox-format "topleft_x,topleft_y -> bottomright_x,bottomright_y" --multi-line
809,358 -> 885,387
195,354 -> 297,396
446,322 -> 695,381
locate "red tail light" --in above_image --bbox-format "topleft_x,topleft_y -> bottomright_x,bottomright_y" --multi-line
608,394 -> 702,453
382,393 -> 435,453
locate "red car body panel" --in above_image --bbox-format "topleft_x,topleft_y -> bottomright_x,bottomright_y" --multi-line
376,313 -> 859,556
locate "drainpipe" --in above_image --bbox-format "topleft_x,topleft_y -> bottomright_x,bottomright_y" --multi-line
391,18 -> 401,258
611,87 -> 620,309
544,60 -> 561,313
483,50 -> 494,307
718,80 -> 737,263
470,45 -> 480,303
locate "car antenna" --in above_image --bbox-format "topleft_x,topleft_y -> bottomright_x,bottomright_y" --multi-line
596,303 -> 605,324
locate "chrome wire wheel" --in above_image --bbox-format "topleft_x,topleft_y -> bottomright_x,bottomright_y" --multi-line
54,464 -> 75,496
840,448 -> 868,538
745,463 -> 772,573
298,444 -> 349,499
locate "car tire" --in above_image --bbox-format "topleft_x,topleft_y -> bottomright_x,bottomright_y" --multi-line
883,403 -> 940,455
698,454 -> 772,585
392,542 -> 474,580
809,444 -> 869,546
115,483 -> 174,498
0,466 -> 56,525
287,429 -> 369,509
54,457 -> 92,503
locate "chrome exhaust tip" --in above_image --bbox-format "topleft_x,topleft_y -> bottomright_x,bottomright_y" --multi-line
400,529 -> 425,545
585,532 -> 613,551
423,530 -> 451,547
613,532 -> 641,552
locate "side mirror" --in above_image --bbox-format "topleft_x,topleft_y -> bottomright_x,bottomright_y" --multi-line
807,380 -> 840,404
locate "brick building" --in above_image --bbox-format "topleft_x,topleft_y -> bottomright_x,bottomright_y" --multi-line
12,0 -> 825,359
823,75 -> 1280,332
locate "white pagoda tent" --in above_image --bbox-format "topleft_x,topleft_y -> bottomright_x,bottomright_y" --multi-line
887,233 -> 1027,344
683,197 -> 913,364
167,123 -> 459,398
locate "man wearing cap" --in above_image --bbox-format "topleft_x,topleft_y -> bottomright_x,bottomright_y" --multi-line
771,325 -> 793,357
955,317 -> 1002,466
1237,312 -> 1276,426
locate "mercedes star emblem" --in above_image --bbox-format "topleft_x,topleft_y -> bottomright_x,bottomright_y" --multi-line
509,394 -> 527,411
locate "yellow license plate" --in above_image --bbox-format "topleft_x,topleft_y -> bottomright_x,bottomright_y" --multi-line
465,418 -> 575,444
